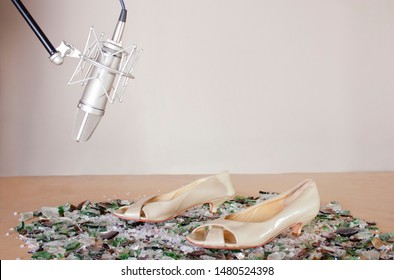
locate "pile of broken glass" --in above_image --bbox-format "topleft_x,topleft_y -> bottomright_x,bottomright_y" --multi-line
11,191 -> 394,260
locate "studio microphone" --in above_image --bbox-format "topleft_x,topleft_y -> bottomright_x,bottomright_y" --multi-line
72,9 -> 127,142
12,0 -> 141,142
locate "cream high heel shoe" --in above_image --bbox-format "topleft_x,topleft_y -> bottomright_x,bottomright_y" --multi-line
186,179 -> 320,249
113,171 -> 235,223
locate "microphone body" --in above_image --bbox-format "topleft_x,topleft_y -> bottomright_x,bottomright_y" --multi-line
79,43 -> 122,116
72,17 -> 127,142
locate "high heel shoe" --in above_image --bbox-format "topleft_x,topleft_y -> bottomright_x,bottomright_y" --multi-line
186,179 -> 320,249
113,171 -> 235,223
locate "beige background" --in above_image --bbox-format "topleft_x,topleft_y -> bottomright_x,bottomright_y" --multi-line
1,0 -> 394,176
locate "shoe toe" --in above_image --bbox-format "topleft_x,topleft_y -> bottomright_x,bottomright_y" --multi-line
187,225 -> 238,249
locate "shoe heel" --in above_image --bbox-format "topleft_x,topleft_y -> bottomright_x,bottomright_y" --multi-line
291,218 -> 314,236
209,197 -> 231,213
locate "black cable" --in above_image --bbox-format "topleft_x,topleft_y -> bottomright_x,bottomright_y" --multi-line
118,0 -> 127,22
119,0 -> 126,10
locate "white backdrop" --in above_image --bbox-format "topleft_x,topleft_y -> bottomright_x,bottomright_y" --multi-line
1,0 -> 393,176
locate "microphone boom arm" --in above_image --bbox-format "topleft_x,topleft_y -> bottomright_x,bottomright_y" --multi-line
11,0 -> 65,64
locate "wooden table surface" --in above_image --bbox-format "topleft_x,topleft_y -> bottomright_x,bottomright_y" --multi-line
1,172 -> 393,260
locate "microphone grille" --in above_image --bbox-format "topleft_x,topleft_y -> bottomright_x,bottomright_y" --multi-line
72,108 -> 102,142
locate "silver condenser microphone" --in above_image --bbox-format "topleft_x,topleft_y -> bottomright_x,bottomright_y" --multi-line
72,9 -> 127,142
12,0 -> 141,142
